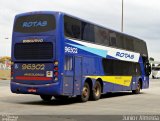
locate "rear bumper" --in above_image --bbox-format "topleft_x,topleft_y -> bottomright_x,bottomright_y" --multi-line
10,81 -> 61,96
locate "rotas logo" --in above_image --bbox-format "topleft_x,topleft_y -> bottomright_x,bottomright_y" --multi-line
116,52 -> 134,59
22,21 -> 47,28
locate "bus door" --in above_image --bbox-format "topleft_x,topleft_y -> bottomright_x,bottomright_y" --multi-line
74,56 -> 82,95
63,56 -> 74,95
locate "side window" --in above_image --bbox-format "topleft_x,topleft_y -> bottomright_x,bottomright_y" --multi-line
116,34 -> 124,49
133,39 -> 148,57
109,32 -> 117,47
139,41 -> 148,57
102,58 -> 140,76
124,37 -> 134,51
64,15 -> 81,39
64,56 -> 73,71
102,58 -> 113,75
82,22 -> 95,42
94,26 -> 109,45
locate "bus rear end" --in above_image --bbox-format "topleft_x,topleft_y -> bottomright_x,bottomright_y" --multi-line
11,12 -> 62,99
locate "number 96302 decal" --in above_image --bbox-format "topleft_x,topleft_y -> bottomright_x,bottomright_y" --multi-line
22,64 -> 45,70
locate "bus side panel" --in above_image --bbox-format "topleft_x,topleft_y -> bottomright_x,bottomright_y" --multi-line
58,13 -> 66,96
142,76 -> 149,89
80,57 -> 98,94
139,57 -> 145,76
123,79 -> 133,91
63,76 -> 74,95
131,76 -> 138,90
139,57 -> 149,89
103,82 -> 114,93
113,84 -> 123,92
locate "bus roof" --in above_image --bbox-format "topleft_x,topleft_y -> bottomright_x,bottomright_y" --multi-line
15,11 -> 146,44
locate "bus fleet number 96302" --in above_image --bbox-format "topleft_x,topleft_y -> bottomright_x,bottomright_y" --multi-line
22,64 -> 45,70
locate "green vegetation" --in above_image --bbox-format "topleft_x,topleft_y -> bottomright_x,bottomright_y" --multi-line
0,56 -> 11,64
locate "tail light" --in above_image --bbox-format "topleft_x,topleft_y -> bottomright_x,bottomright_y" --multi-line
54,60 -> 58,81
54,60 -> 58,66
54,71 -> 58,76
54,66 -> 58,71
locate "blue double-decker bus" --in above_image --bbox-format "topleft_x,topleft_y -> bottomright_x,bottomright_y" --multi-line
11,11 -> 151,102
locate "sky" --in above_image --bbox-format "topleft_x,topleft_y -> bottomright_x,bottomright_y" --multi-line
0,0 -> 160,60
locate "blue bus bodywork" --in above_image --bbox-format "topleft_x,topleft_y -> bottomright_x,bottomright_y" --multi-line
11,11 -> 150,101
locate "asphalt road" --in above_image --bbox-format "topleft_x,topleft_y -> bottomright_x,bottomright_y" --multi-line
0,79 -> 160,120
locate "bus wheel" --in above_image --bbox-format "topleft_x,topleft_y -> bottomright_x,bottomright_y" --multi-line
152,75 -> 155,79
79,82 -> 90,102
132,81 -> 141,94
40,95 -> 52,101
91,81 -> 102,100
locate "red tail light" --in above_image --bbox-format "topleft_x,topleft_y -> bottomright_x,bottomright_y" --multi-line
53,60 -> 58,81
54,66 -> 58,71
54,72 -> 58,77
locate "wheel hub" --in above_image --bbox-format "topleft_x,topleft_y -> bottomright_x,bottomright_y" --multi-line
82,87 -> 88,97
95,86 -> 100,96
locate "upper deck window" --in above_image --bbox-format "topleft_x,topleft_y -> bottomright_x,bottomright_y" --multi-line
64,15 -> 81,39
63,15 -> 148,57
14,14 -> 56,33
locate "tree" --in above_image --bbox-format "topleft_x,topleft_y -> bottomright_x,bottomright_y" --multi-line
0,56 -> 11,64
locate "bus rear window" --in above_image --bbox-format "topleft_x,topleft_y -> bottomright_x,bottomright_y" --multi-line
14,14 -> 56,33
14,42 -> 53,60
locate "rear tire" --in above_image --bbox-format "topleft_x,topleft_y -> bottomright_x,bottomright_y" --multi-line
132,81 -> 141,94
91,81 -> 102,100
40,95 -> 52,101
78,82 -> 90,102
